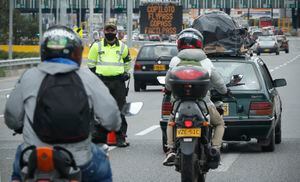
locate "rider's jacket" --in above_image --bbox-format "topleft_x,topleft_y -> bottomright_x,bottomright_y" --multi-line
167,49 -> 227,106
4,59 -> 121,166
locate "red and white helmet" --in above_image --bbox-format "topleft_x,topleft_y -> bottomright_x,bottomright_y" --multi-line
177,28 -> 204,51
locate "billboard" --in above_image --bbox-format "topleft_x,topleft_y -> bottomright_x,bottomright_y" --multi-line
139,3 -> 182,35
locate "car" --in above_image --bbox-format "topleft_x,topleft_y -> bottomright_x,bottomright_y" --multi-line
160,55 -> 287,152
253,36 -> 280,55
168,34 -> 177,42
250,30 -> 263,41
276,35 -> 289,53
133,43 -> 178,92
149,34 -> 161,41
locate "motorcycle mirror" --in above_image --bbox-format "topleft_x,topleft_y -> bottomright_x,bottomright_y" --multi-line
122,102 -> 143,116
157,76 -> 166,85
230,74 -> 243,84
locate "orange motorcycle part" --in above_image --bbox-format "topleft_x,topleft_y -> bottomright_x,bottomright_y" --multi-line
36,147 -> 55,172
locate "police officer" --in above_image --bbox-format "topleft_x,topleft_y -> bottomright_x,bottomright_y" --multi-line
88,20 -> 131,147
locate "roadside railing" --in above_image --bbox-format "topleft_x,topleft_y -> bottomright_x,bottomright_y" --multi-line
0,57 -> 40,68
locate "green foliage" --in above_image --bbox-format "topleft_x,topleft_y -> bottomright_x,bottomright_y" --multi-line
0,50 -> 39,59
0,1 -> 39,45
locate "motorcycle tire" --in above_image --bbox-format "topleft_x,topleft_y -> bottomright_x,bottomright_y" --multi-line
180,153 -> 205,182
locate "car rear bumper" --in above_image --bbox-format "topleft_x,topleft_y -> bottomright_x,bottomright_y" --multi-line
256,47 -> 278,53
223,118 -> 274,141
134,71 -> 167,85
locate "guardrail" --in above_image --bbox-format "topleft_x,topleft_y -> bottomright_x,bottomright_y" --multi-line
0,57 -> 40,68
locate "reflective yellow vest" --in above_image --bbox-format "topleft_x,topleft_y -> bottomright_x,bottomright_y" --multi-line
87,40 -> 130,76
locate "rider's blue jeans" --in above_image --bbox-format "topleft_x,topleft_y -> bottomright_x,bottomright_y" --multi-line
11,143 -> 112,182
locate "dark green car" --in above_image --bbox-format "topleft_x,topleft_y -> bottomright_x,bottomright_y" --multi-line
160,55 -> 287,152
211,56 -> 287,152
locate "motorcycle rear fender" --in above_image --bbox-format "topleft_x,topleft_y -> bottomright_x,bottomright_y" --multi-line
179,139 -> 197,155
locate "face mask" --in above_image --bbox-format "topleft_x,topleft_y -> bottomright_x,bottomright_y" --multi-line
105,33 -> 116,41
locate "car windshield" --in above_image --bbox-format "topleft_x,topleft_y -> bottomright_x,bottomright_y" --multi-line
138,45 -> 178,59
258,36 -> 275,41
213,62 -> 261,90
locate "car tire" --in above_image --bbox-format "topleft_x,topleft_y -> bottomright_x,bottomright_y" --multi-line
141,84 -> 146,90
134,80 -> 140,92
261,128 -> 275,152
285,49 -> 289,53
275,117 -> 282,144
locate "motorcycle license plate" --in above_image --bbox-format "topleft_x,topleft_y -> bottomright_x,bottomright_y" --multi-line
176,128 -> 201,138
264,49 -> 270,52
223,103 -> 229,116
153,64 -> 165,71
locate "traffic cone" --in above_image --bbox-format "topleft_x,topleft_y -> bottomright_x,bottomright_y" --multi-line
107,131 -> 117,146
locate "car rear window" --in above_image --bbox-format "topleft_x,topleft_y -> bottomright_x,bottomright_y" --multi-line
137,45 -> 178,60
213,62 -> 261,90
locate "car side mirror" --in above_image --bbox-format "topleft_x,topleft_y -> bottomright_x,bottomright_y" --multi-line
273,79 -> 287,87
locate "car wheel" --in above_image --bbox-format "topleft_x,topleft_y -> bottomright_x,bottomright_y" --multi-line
261,128 -> 275,152
285,49 -> 289,53
134,80 -> 140,92
257,52 -> 260,56
275,117 -> 282,144
141,84 -> 146,90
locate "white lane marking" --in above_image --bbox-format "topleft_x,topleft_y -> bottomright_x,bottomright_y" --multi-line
135,125 -> 160,136
270,54 -> 300,73
108,146 -> 116,151
213,153 -> 240,172
0,87 -> 13,92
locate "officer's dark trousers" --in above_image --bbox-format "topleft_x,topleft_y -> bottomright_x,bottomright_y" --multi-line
92,76 -> 128,144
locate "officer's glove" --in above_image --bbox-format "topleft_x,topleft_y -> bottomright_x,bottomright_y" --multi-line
123,73 -> 130,81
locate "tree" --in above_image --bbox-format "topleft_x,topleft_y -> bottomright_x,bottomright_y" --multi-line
0,1 -> 39,45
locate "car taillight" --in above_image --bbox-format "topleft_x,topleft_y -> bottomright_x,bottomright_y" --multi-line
162,101 -> 172,116
174,69 -> 206,80
250,102 -> 272,115
184,120 -> 193,128
134,63 -> 142,71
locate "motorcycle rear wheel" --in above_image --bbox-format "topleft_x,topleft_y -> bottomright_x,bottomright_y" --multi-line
180,153 -> 206,182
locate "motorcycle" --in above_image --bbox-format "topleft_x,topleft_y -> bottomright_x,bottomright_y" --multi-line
17,102 -> 143,182
158,66 -> 242,182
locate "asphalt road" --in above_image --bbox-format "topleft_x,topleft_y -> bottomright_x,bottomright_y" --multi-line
1,38 -> 300,182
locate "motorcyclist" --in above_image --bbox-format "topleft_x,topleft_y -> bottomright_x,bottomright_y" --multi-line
5,25 -> 121,182
163,28 -> 228,166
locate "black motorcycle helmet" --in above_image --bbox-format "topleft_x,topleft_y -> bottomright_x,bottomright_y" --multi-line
177,28 -> 204,51
40,25 -> 83,65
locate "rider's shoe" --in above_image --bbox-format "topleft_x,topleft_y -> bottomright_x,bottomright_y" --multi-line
162,149 -> 176,166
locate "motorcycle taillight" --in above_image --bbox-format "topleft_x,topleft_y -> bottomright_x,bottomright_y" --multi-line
174,69 -> 206,80
184,120 -> 193,128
